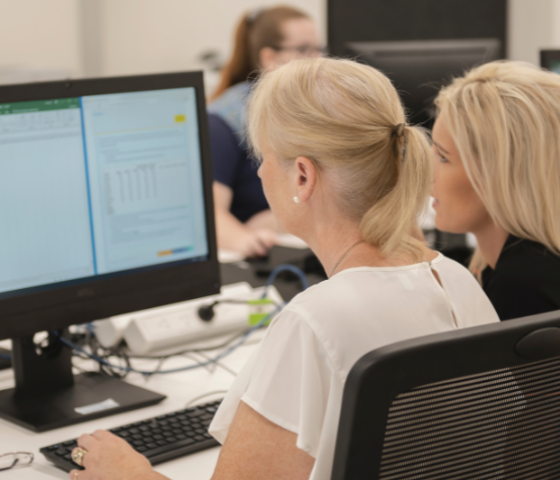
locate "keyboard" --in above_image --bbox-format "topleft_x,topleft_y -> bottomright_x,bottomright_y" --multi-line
40,399 -> 222,472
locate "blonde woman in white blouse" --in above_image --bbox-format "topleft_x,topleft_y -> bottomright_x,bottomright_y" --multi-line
69,58 -> 499,480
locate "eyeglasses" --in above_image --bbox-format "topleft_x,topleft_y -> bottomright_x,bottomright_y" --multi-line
0,452 -> 34,472
272,45 -> 328,57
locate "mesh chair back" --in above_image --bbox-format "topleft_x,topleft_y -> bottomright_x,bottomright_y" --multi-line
331,310 -> 560,480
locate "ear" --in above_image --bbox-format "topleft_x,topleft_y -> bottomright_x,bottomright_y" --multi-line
259,47 -> 278,71
294,156 -> 317,202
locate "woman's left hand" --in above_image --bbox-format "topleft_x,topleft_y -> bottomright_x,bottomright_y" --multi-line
69,430 -> 167,480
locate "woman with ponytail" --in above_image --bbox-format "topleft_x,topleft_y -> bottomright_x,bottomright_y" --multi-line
69,58 -> 498,480
208,6 -> 321,257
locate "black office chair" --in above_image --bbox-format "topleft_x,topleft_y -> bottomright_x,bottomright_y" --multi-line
331,310 -> 560,479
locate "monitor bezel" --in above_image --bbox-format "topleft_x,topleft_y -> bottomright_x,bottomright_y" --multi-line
541,49 -> 560,70
0,71 -> 220,340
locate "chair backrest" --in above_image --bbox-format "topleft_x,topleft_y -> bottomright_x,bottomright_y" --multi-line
330,310 -> 560,480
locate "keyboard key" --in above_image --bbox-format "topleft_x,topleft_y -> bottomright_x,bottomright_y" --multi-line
156,440 -> 167,446
110,427 -> 122,433
64,454 -> 73,461
153,434 -> 164,440
200,413 -> 213,421
195,428 -> 206,435
63,440 -> 76,447
194,435 -> 205,442
136,446 -> 147,453
133,440 -> 144,447
56,449 -> 68,456
129,428 -> 140,434
47,445 -> 59,451
166,436 -> 177,443
176,434 -> 186,440
132,434 -> 143,440
146,443 -> 158,450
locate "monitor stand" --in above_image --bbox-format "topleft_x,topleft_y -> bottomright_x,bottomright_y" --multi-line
0,329 -> 166,432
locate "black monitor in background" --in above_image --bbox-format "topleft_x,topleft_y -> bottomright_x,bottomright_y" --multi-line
346,38 -> 501,126
541,50 -> 560,74
0,72 -> 220,432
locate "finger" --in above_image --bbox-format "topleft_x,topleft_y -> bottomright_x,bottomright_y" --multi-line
91,429 -> 112,441
68,469 -> 82,480
77,433 -> 97,450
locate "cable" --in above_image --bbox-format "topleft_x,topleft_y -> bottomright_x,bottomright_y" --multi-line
185,390 -> 229,408
192,350 -> 238,377
52,305 -> 281,376
262,264 -> 309,298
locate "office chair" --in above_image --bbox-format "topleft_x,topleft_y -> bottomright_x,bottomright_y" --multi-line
331,310 -> 560,479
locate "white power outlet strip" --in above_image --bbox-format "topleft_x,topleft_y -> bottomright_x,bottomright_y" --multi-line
121,282 -> 283,354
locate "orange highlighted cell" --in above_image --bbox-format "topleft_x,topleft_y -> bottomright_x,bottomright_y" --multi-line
157,250 -> 173,257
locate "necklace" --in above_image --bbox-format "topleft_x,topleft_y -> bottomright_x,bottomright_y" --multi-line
329,240 -> 364,277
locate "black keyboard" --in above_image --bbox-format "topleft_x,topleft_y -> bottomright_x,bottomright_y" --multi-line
40,399 -> 222,472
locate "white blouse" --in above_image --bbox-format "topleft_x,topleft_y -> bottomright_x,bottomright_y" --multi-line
209,254 -> 500,479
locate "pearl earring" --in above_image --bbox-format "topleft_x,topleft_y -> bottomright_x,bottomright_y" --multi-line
293,196 -> 300,204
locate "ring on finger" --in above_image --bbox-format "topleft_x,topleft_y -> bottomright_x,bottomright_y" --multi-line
74,471 -> 79,480
72,447 -> 88,467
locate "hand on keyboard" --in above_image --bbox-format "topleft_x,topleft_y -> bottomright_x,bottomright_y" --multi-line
69,429 -> 155,480
41,400 -> 221,474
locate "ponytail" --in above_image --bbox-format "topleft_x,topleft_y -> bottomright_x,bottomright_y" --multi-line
359,125 -> 433,262
211,14 -> 254,101
210,6 -> 310,102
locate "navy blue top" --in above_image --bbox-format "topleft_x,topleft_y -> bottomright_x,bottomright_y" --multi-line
208,113 -> 268,223
482,235 -> 560,321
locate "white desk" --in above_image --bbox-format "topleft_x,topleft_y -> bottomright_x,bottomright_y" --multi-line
0,331 -> 264,479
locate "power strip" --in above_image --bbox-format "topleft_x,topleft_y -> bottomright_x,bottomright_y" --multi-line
121,282 -> 283,354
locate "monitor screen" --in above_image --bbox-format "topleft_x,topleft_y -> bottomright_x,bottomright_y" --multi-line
549,60 -> 560,75
540,50 -> 560,74
346,38 -> 501,126
0,87 -> 209,300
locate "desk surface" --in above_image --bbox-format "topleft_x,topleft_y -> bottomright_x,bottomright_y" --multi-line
1,246 -> 321,479
0,330 -> 267,479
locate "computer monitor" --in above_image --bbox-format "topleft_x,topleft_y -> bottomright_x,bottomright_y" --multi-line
346,38 -> 501,126
541,50 -> 560,74
0,72 -> 220,431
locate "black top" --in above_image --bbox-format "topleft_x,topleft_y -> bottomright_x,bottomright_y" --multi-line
207,113 -> 268,223
482,235 -> 560,321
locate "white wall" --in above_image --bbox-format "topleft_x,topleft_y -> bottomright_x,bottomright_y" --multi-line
0,0 -> 560,86
97,0 -> 325,77
508,0 -> 560,64
0,0 -> 82,82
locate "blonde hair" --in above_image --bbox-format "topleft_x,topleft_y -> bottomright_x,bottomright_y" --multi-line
435,60 -> 560,277
247,57 -> 433,262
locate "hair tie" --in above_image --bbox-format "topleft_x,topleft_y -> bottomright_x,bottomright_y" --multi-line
247,8 -> 265,25
392,123 -> 406,138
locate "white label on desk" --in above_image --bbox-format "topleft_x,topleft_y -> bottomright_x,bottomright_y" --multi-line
75,398 -> 120,415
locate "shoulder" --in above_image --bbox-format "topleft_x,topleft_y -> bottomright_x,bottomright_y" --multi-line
483,243 -> 560,320
431,254 -> 500,327
207,81 -> 252,139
